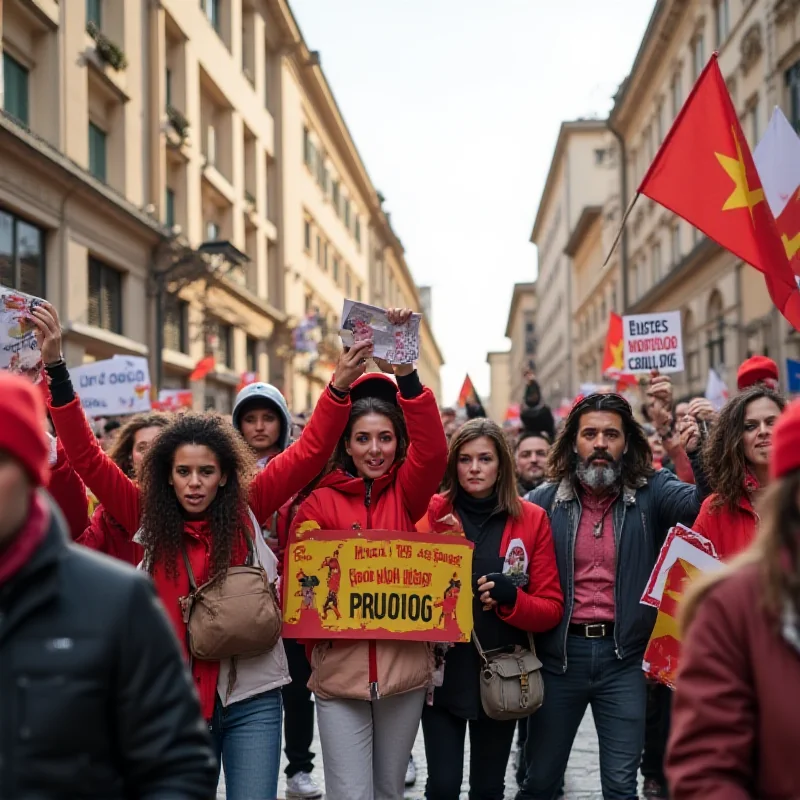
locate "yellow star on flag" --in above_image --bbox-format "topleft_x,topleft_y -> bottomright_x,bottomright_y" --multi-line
715,126 -> 764,223
610,340 -> 624,370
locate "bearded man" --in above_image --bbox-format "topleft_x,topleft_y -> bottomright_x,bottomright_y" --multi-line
516,393 -> 708,800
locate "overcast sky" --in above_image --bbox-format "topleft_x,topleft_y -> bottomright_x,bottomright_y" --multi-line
290,0 -> 656,404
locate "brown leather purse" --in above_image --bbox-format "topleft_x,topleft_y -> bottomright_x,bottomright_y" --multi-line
179,513 -> 282,661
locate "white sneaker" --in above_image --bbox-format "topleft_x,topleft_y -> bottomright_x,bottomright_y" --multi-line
286,771 -> 322,799
405,756 -> 417,787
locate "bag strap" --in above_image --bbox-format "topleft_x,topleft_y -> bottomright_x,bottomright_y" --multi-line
181,544 -> 198,592
472,629 -> 538,663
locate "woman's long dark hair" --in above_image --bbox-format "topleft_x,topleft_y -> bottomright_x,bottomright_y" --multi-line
139,413 -> 256,579
547,393 -> 653,485
702,386 -> 786,511
330,398 -> 408,476
107,412 -> 170,478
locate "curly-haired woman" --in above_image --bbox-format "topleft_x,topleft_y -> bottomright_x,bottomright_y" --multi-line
420,418 -> 563,800
693,386 -> 786,560
667,399 -> 800,799
30,301 -> 372,800
75,412 -> 170,565
289,316 -> 448,800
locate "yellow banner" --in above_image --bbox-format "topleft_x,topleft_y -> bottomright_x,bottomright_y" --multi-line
282,527 -> 474,642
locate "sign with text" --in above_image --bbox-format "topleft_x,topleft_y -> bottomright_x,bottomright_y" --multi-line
282,527 -> 474,642
622,311 -> 684,374
71,356 -> 152,417
0,286 -> 45,382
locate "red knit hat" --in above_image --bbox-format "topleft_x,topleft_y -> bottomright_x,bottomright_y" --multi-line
0,372 -> 50,486
770,398 -> 800,479
737,355 -> 779,391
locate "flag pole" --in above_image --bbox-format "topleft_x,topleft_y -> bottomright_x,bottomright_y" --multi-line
602,191 -> 640,268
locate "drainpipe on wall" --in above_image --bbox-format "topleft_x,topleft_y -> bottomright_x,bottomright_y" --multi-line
608,124 -> 629,313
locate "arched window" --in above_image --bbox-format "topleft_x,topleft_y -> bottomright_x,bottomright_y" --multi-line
706,290 -> 725,369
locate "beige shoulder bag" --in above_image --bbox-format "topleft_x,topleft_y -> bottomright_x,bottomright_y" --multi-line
472,631 -> 544,720
179,511 -> 282,661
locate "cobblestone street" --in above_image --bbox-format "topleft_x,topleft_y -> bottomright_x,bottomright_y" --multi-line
218,709 -> 607,800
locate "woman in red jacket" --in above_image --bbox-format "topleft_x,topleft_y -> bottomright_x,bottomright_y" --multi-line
420,418 -> 563,800
666,398 -> 800,800
76,412 -> 170,565
30,300 -> 372,800
693,386 -> 785,560
289,313 -> 448,800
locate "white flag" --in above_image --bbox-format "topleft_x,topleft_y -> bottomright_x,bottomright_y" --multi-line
705,368 -> 729,411
753,107 -> 800,218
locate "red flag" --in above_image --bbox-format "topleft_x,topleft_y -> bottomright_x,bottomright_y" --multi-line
600,313 -> 638,388
236,371 -> 258,393
457,375 -> 478,408
638,53 -> 800,329
189,354 -> 215,382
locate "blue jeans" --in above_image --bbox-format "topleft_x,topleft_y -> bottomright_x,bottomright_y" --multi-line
211,689 -> 283,800
516,635 -> 647,800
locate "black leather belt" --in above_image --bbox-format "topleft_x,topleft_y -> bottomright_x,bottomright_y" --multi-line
568,622 -> 615,639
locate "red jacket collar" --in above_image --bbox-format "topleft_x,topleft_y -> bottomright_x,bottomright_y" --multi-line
316,464 -> 400,496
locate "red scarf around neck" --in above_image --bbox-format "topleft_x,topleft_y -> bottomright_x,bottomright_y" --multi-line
0,493 -> 49,585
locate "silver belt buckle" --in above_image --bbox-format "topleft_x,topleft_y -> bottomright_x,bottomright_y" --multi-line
585,623 -> 606,639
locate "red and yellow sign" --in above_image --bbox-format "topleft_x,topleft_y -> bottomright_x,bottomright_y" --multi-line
282,527 -> 474,642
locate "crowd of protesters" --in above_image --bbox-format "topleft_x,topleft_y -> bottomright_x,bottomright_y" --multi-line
2,298 -> 799,800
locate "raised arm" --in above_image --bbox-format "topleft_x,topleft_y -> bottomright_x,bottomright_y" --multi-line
32,302 -> 142,535
249,340 -> 372,524
46,434 -> 91,540
394,370 -> 448,524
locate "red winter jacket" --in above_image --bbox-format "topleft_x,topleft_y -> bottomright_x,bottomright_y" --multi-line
420,494 -> 564,633
49,385 -> 351,719
667,563 -> 800,800
692,475 -> 759,561
291,385 -> 448,700
77,503 -> 144,567
47,439 -> 91,540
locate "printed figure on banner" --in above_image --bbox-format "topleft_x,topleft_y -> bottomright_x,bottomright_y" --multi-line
339,299 -> 421,364
502,538 -> 529,588
283,527 -> 474,642
0,286 -> 45,382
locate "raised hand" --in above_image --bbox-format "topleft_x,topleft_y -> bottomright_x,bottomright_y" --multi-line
29,302 -> 64,366
332,339 -> 372,391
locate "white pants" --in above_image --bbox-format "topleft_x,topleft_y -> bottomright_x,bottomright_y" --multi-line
316,689 -> 425,800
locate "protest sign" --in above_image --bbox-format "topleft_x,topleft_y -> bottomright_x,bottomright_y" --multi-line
339,300 -> 421,364
0,286 -> 44,382
283,526 -> 474,642
622,311 -> 684,373
71,356 -> 152,417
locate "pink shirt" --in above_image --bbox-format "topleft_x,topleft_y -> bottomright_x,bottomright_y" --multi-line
571,490 -> 617,624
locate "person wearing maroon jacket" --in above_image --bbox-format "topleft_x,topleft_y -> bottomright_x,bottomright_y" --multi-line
667,398 -> 800,800
420,418 -> 563,800
290,310 -> 448,800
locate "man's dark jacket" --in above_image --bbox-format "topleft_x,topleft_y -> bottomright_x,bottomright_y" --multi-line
0,494 -> 218,799
526,467 -> 707,673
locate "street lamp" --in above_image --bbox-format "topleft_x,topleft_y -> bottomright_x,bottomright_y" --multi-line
151,239 -> 250,393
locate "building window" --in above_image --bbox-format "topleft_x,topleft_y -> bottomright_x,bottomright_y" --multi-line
88,122 -> 107,182
304,219 -> 311,252
343,198 -> 351,229
86,0 -> 102,28
3,53 -> 29,126
656,102 -> 664,143
714,0 -> 730,47
0,208 -> 45,296
345,270 -> 351,297
323,242 -> 328,271
748,94 -> 760,146
651,241 -> 662,283
316,235 -> 322,266
332,256 -> 340,283
355,217 -> 361,245
316,149 -> 328,192
303,126 -> 313,169
165,188 -> 175,228
692,34 -> 705,81
671,72 -> 683,119
163,296 -> 187,353
209,320 -> 233,367
88,257 -> 122,334
206,221 -> 220,240
787,62 -> 800,132
671,223 -> 681,265
246,336 -> 257,373
202,0 -> 220,33
165,67 -> 172,108
331,180 -> 340,213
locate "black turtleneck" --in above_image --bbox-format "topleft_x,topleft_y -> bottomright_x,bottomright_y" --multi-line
453,487 -> 506,557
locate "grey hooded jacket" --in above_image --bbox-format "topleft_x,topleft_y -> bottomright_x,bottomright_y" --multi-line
231,382 -> 292,452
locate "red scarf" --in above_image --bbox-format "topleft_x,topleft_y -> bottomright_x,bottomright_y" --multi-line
0,493 -> 49,585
